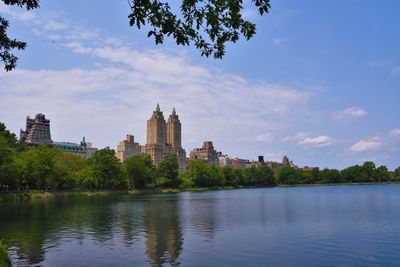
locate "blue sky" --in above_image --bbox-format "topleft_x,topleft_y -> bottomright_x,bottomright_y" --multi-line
0,0 -> 399,170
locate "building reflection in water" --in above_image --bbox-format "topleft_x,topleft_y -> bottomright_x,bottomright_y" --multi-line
115,201 -> 145,247
144,195 -> 183,267
180,194 -> 218,240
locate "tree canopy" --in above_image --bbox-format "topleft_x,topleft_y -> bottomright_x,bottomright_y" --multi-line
1,0 -> 270,71
1,121 -> 398,191
128,0 -> 270,59
0,0 -> 39,71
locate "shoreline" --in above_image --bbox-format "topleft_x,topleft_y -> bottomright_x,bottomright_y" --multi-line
0,182 -> 399,204
277,181 -> 400,188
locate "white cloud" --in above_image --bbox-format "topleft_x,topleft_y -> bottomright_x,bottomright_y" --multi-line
332,107 -> 368,120
0,15 -> 315,154
350,138 -> 382,152
238,133 -> 274,143
390,66 -> 400,76
299,136 -> 332,147
255,134 -> 274,142
242,9 -> 258,20
65,41 -> 93,54
282,132 -> 310,142
43,20 -> 69,31
389,128 -> 400,137
272,38 -> 287,45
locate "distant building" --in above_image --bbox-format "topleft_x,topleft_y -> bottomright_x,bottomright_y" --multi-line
20,113 -> 52,146
218,154 -> 233,167
53,137 -> 98,158
265,161 -> 283,169
190,141 -> 218,166
282,155 -> 290,166
232,158 -> 249,169
116,105 -> 187,172
141,105 -> 187,172
116,134 -> 141,162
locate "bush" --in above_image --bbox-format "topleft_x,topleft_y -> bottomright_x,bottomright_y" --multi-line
0,240 -> 11,267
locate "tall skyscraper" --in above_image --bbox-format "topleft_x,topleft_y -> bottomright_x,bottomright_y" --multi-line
141,104 -> 186,172
166,107 -> 181,148
146,103 -> 166,146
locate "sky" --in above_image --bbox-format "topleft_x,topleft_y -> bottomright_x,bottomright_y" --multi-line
0,0 -> 399,170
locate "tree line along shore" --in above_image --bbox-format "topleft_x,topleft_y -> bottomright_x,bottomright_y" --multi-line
1,122 -> 400,198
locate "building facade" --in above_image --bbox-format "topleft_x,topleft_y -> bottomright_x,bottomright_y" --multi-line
53,137 -> 98,158
20,113 -> 52,145
218,154 -> 233,167
117,104 -> 187,172
190,141 -> 219,166
116,134 -> 141,162
142,104 -> 186,172
232,158 -> 249,169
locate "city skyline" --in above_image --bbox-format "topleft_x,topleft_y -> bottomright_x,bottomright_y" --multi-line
0,1 -> 399,169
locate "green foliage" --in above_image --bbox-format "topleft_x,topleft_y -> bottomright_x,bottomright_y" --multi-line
186,160 -> 225,187
0,122 -> 17,147
362,161 -> 376,182
0,135 -> 16,189
0,240 -> 11,267
392,167 -> 400,181
341,161 -> 391,183
1,122 -> 400,192
220,166 -> 240,187
300,169 -> 319,184
242,165 -> 275,186
88,148 -> 124,188
17,145 -> 64,190
156,154 -> 179,187
124,154 -> 155,189
319,168 -> 344,183
374,165 -> 390,182
0,0 -> 39,71
128,0 -> 269,59
274,166 -> 303,185
177,172 -> 194,188
341,165 -> 363,183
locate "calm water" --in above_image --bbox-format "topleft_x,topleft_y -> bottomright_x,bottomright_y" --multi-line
1,185 -> 400,266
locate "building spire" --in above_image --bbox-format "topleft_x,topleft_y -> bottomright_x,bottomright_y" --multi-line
172,106 -> 176,115
156,103 -> 160,112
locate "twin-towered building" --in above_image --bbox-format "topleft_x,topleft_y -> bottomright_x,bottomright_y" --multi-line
116,104 -> 187,172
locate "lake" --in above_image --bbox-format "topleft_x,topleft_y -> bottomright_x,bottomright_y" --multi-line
1,185 -> 400,266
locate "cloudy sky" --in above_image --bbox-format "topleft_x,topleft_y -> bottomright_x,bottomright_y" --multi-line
0,0 -> 399,170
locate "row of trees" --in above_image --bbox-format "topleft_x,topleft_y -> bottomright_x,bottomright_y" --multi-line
1,122 -> 400,191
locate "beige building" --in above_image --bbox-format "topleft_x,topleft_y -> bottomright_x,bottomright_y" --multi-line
117,104 -> 186,172
190,141 -> 219,166
218,154 -> 233,167
142,104 -> 186,172
116,134 -> 142,162
232,158 -> 249,169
